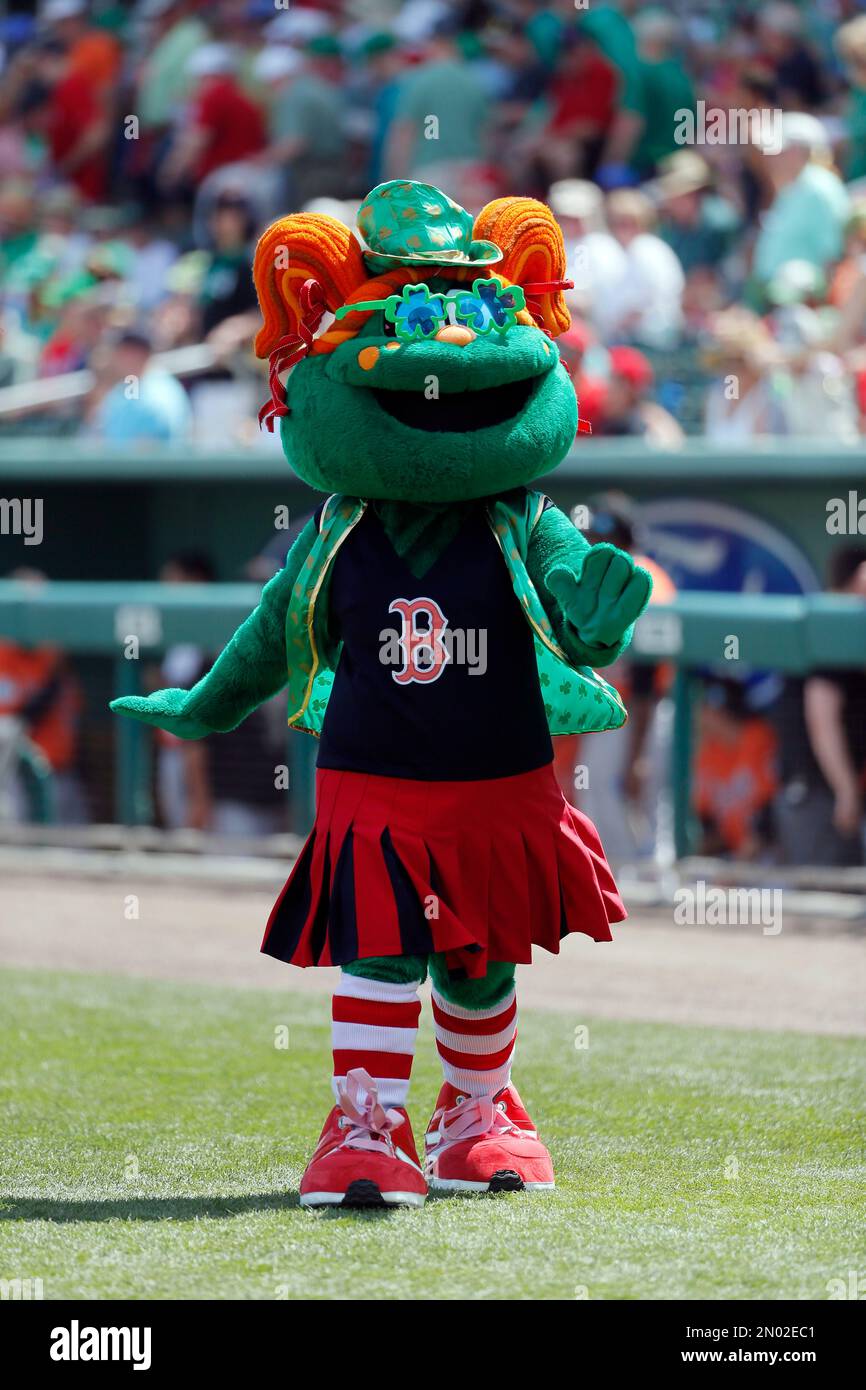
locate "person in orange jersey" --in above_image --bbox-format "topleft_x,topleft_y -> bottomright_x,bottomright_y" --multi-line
0,638 -> 84,822
695,680 -> 778,859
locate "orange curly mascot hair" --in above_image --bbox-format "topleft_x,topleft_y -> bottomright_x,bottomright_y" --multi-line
472,197 -> 571,338
252,197 -> 571,363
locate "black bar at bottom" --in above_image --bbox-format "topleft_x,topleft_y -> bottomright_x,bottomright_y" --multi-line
9,1298 -> 861,1372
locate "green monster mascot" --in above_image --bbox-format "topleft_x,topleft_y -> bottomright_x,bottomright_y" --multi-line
112,181 -> 651,1207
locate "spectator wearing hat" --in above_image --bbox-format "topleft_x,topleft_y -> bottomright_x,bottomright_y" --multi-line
548,178 -> 629,329
555,318 -> 608,433
753,113 -> 850,291
383,24 -> 491,207
600,187 -> 685,347
303,31 -> 345,87
594,345 -> 683,444
563,321 -> 600,380
253,44 -> 348,210
702,307 -> 786,440
748,265 -> 852,439
653,151 -> 741,276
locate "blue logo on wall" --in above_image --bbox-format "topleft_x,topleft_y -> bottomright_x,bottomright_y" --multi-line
641,499 -> 817,597
640,499 -> 817,704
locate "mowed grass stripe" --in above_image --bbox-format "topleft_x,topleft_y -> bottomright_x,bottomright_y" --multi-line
0,968 -> 863,1300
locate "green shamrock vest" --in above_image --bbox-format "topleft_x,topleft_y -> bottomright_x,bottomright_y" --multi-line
284,491 -> 627,738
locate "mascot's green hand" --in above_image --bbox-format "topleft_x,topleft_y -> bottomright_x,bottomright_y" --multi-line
109,689 -> 211,740
546,543 -> 652,649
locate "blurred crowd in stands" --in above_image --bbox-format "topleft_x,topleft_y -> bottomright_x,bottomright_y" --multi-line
6,0 -> 866,438
2,0 -> 865,865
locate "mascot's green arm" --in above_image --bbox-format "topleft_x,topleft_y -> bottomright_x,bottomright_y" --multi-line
526,503 -> 652,669
109,517 -> 319,739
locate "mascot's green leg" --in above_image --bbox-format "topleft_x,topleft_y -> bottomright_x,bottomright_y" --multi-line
428,955 -> 516,1009
341,955 -> 515,1001
343,954 -> 428,986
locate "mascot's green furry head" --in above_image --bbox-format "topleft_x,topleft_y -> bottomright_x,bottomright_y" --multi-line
253,180 -> 583,503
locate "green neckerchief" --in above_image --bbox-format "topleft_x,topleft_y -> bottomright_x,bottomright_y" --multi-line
372,497 -> 474,577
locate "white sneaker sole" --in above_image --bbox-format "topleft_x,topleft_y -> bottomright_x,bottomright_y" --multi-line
427,1176 -> 555,1194
300,1189 -> 426,1208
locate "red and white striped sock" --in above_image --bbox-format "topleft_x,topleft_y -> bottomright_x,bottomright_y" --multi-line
331,972 -> 422,1110
431,985 -> 518,1098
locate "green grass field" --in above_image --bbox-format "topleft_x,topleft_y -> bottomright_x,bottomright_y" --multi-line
1,966 -> 864,1301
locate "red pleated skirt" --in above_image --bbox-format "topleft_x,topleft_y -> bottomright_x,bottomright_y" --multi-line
261,762 -> 625,980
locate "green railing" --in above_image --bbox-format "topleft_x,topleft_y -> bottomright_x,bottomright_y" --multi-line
1,436 -> 865,480
1,579 -> 865,852
1,438 -> 859,593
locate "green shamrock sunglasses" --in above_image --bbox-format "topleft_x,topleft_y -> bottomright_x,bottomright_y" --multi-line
334,277 -> 527,342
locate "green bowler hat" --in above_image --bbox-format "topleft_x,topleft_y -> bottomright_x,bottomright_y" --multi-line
356,179 -> 502,273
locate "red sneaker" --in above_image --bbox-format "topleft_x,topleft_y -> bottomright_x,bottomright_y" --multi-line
424,1082 -> 555,1194
299,1069 -> 427,1208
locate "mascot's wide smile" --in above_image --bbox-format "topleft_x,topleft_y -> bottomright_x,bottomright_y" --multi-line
112,178 -> 652,1208
369,375 -> 538,432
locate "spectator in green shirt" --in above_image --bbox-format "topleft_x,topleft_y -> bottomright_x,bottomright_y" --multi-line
599,9 -> 695,183
137,0 -> 210,132
253,45 -> 347,209
753,113 -> 850,290
383,28 -> 490,201
580,1 -> 640,85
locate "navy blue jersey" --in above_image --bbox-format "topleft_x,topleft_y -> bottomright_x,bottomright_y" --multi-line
317,504 -> 553,781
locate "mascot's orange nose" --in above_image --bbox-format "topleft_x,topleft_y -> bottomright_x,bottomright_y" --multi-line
433,324 -> 476,346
